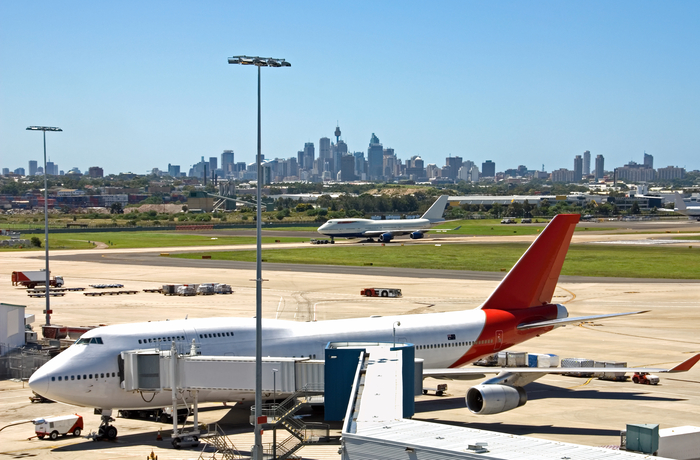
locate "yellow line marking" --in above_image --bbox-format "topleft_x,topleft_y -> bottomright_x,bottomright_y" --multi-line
567,377 -> 594,389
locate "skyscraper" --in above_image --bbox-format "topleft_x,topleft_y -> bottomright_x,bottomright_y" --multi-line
221,150 -> 234,175
46,161 -> 56,176
595,155 -> 604,180
583,150 -> 591,176
319,137 -> 331,161
367,133 -> 384,180
168,164 -> 181,177
28,160 -> 38,176
209,157 -> 218,176
445,156 -> 463,180
644,152 -> 654,169
573,155 -> 583,181
482,160 -> 495,177
303,142 -> 315,173
340,154 -> 356,181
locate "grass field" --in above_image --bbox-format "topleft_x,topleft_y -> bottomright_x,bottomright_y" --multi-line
171,243 -> 700,279
0,232 -> 309,251
432,219 -> 620,235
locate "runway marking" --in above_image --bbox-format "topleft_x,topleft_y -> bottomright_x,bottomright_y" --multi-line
567,377 -> 594,389
275,296 -> 284,320
556,286 -> 576,304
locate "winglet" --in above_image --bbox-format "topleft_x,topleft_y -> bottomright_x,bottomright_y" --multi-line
480,214 -> 580,310
670,353 -> 700,372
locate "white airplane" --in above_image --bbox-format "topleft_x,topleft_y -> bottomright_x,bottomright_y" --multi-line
28,214 -> 700,439
674,192 -> 700,219
316,195 -> 457,242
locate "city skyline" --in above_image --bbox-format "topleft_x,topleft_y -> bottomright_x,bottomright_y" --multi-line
2,2 -> 699,174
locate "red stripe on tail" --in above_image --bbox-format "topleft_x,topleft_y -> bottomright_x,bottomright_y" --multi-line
480,214 -> 580,311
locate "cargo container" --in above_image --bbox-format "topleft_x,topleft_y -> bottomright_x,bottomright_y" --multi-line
176,285 -> 196,296
214,283 -> 233,294
561,357 -> 595,377
527,353 -> 559,368
595,361 -> 628,381
162,284 -> 179,296
34,414 -> 83,440
497,351 -> 527,367
196,283 -> 216,295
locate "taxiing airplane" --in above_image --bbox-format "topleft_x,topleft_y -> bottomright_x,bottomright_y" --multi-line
28,214 -> 700,438
316,195 -> 457,242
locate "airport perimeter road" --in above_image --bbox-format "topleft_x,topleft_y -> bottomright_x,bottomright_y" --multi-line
1,238 -> 700,459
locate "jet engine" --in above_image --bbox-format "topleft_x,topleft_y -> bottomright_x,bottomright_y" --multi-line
465,384 -> 527,415
409,232 -> 424,239
378,233 -> 393,242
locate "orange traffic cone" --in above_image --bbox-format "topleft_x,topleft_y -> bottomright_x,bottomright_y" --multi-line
156,428 -> 162,441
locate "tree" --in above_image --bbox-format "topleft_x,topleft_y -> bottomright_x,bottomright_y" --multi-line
30,236 -> 42,248
110,202 -> 124,214
630,201 -> 641,215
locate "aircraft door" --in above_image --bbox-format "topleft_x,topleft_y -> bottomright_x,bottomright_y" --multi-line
494,330 -> 503,351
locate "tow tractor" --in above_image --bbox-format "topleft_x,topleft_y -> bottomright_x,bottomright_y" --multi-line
632,372 -> 659,385
360,288 -> 402,298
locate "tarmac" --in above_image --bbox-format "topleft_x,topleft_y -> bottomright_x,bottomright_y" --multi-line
1,220 -> 700,459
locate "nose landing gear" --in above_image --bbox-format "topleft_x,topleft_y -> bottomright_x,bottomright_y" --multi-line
91,410 -> 118,441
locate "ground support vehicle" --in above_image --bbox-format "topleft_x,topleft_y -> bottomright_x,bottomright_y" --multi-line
161,284 -> 179,295
422,383 -> 448,396
214,283 -> 233,294
310,238 -> 332,244
118,408 -> 188,424
33,414 -> 83,440
12,270 -> 64,289
196,283 -> 216,295
176,285 -> 197,296
360,288 -> 402,297
632,372 -> 660,385
500,218 -> 517,224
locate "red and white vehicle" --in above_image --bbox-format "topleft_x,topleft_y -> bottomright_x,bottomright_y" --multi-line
33,414 -> 83,440
12,270 -> 64,289
360,288 -> 402,297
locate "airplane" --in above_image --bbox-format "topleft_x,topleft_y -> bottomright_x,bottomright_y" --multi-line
316,195 -> 459,242
674,192 -> 700,219
28,213 -> 700,439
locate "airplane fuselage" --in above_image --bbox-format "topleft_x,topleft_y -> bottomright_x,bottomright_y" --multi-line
28,305 -> 563,410
317,217 -> 433,238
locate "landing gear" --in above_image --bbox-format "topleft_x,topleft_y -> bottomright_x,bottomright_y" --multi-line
94,411 -> 118,441
330,236 -> 335,244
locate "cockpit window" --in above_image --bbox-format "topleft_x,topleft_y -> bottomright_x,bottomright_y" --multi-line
76,337 -> 103,345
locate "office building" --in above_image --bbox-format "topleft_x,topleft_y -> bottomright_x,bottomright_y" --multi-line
341,154 -> 356,182
573,155 -> 583,181
644,153 -> 654,169
551,168 -> 575,183
168,164 -> 181,177
445,156 -> 463,180
28,160 -> 38,176
367,133 -> 384,180
656,166 -> 685,181
221,150 -> 234,175
2,168 -> 9,175
594,155 -> 604,180
583,150 -> 591,176
482,160 -> 496,177
303,142 -> 315,172
14,167 -> 25,175
88,166 -> 104,178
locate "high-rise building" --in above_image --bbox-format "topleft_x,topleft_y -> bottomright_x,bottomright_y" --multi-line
383,148 -> 397,179
46,161 -> 56,176
644,152 -> 654,169
406,156 -> 426,179
367,133 -> 384,180
319,137 -> 331,161
303,142 -> 315,173
583,150 -> 591,176
594,155 -> 604,180
482,160 -> 495,177
14,167 -> 26,175
209,157 -> 218,176
656,166 -> 685,181
332,140 -> 347,177
168,164 -> 181,177
28,160 -> 38,176
221,150 -> 234,175
2,168 -> 9,175
353,152 -> 366,179
88,166 -> 104,178
573,155 -> 583,181
340,154 -> 356,181
445,156 -> 463,180
551,168 -> 575,183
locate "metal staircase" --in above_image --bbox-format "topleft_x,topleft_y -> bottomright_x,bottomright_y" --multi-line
198,423 -> 241,460
254,384 -> 334,460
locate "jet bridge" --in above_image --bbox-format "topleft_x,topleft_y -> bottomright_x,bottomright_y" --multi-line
120,343 -> 323,449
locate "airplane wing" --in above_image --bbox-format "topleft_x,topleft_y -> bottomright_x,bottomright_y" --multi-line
362,226 -> 462,237
517,310 -> 648,330
423,352 -> 700,380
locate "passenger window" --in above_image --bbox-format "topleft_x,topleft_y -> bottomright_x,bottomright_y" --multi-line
58,376 -> 62,381
218,333 -> 221,337
101,373 -> 104,378
51,377 -> 55,381
77,375 -> 81,380
112,372 -> 115,377
138,340 -> 142,344
89,374 -> 92,379
83,375 -> 87,379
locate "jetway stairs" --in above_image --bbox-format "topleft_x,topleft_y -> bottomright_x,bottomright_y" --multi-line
198,423 -> 241,460
255,384 -> 332,460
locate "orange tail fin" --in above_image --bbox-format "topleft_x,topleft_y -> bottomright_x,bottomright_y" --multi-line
480,214 -> 580,310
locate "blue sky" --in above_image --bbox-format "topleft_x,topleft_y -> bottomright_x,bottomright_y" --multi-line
1,1 -> 699,175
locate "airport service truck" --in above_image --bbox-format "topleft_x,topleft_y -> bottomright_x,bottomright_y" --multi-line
360,288 -> 402,298
12,270 -> 64,289
33,414 -> 83,440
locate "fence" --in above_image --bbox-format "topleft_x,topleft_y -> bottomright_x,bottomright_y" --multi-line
0,344 -> 53,380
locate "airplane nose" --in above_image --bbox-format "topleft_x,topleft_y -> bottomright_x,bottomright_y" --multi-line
29,370 -> 50,397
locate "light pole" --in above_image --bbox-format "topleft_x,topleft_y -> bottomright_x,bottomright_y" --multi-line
228,55 -> 290,460
393,321 -> 401,348
26,126 -> 62,327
